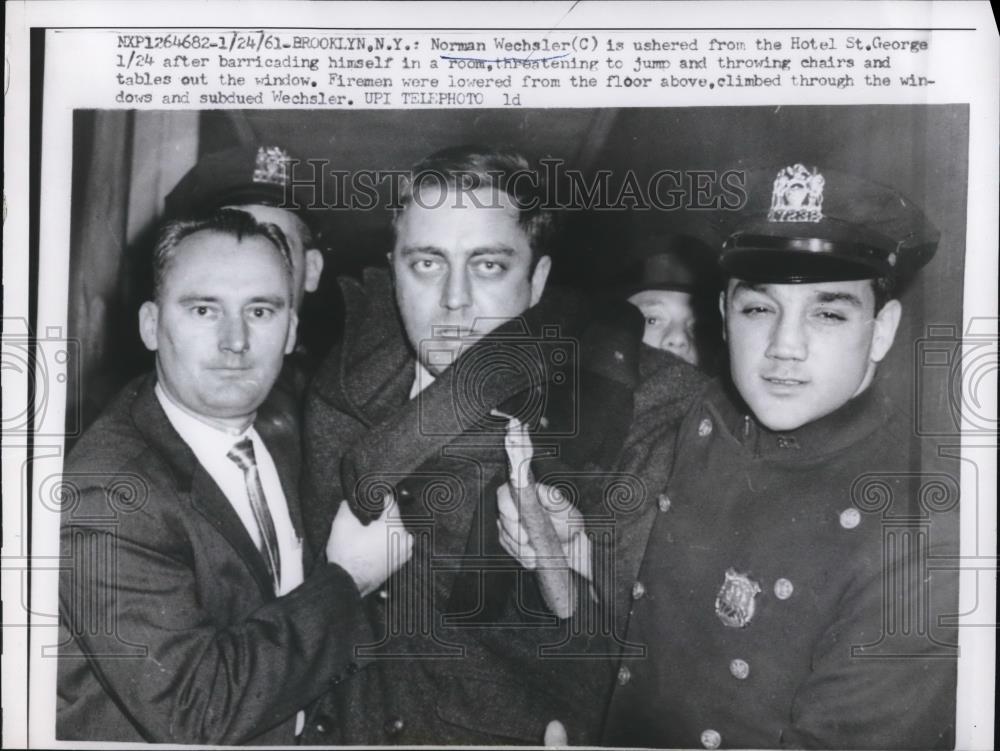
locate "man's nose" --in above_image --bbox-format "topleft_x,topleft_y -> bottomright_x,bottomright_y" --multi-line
219,315 -> 249,353
441,268 -> 472,311
765,312 -> 807,361
660,324 -> 690,353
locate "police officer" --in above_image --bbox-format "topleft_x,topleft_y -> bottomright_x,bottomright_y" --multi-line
501,164 -> 959,749
165,144 -> 324,314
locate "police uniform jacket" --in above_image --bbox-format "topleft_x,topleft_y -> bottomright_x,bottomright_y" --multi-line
602,378 -> 959,749
301,268 -> 706,745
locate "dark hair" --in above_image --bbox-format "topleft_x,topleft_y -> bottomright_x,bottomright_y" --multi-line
872,276 -> 894,313
392,145 -> 554,268
151,208 -> 293,300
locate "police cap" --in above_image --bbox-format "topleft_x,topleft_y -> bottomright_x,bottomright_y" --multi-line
719,164 -> 939,285
164,145 -> 311,222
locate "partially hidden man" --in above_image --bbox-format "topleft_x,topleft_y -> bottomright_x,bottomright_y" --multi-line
300,146 -> 705,745
58,209 -> 412,744
503,164 -> 959,748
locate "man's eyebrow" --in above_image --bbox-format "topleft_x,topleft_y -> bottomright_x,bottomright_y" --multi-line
398,245 -> 517,257
177,295 -> 222,305
730,281 -> 767,295
246,295 -> 287,308
469,245 -> 516,257
398,245 -> 446,257
814,291 -> 863,306
175,294 -> 287,309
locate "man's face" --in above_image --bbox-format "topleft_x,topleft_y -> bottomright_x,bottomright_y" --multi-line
722,279 -> 900,432
391,185 -> 551,376
234,204 -> 323,311
139,230 -> 296,430
628,289 -> 699,365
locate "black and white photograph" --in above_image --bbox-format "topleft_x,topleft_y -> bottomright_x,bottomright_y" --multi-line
2,3 -> 997,750
54,102 -> 973,747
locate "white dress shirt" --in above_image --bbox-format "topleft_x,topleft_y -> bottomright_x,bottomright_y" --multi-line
409,360 -> 436,400
155,384 -> 305,596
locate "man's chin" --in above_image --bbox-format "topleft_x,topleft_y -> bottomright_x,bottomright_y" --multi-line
418,337 -> 478,375
201,384 -> 268,414
745,395 -> 813,433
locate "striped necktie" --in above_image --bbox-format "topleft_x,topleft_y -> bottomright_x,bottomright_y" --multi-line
227,437 -> 281,590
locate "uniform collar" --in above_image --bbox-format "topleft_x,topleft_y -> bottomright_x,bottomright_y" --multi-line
705,377 -> 892,460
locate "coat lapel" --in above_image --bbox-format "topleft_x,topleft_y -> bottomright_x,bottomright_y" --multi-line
189,468 -> 276,598
130,375 -> 276,599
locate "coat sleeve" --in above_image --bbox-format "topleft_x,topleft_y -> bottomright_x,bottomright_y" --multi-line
60,480 -> 374,745
782,518 -> 959,749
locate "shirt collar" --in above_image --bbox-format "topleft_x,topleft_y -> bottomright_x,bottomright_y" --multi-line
155,383 -> 255,458
409,360 -> 436,400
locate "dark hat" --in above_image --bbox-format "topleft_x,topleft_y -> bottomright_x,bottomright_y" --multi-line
719,164 -> 939,284
164,145 -> 310,221
618,212 -> 723,297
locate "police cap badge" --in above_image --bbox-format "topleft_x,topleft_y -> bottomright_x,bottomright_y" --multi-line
718,164 -> 939,287
164,144 -> 310,222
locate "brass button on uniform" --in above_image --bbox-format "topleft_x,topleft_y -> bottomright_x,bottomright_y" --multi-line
314,714 -> 333,735
729,658 -> 750,680
657,493 -> 672,512
698,418 -> 713,437
386,717 -> 405,736
631,581 -> 646,600
774,578 -> 794,600
617,665 -> 631,686
839,508 -> 861,529
701,729 -> 722,749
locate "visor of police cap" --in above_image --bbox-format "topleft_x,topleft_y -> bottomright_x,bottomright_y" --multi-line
164,145 -> 311,220
718,164 -> 939,284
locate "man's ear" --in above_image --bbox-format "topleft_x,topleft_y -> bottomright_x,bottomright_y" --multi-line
285,310 -> 299,356
529,255 -> 552,307
869,299 -> 901,363
718,290 -> 728,342
138,301 -> 159,352
303,249 -> 324,293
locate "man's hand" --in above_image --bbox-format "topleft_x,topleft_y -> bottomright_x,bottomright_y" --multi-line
496,482 -> 592,582
326,494 -> 413,597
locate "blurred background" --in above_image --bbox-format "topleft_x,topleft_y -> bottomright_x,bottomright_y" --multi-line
65,105 -> 968,447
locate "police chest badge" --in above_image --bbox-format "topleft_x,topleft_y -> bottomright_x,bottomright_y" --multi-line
715,568 -> 761,628
768,163 -> 825,223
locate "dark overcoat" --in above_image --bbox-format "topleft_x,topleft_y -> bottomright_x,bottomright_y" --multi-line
301,269 -> 706,745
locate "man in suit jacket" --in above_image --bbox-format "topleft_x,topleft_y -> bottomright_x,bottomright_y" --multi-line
57,209 -> 412,745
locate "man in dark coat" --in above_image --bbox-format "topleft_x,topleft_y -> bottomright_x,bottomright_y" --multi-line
301,146 -> 705,745
58,209 -> 411,744
504,164 -> 959,748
